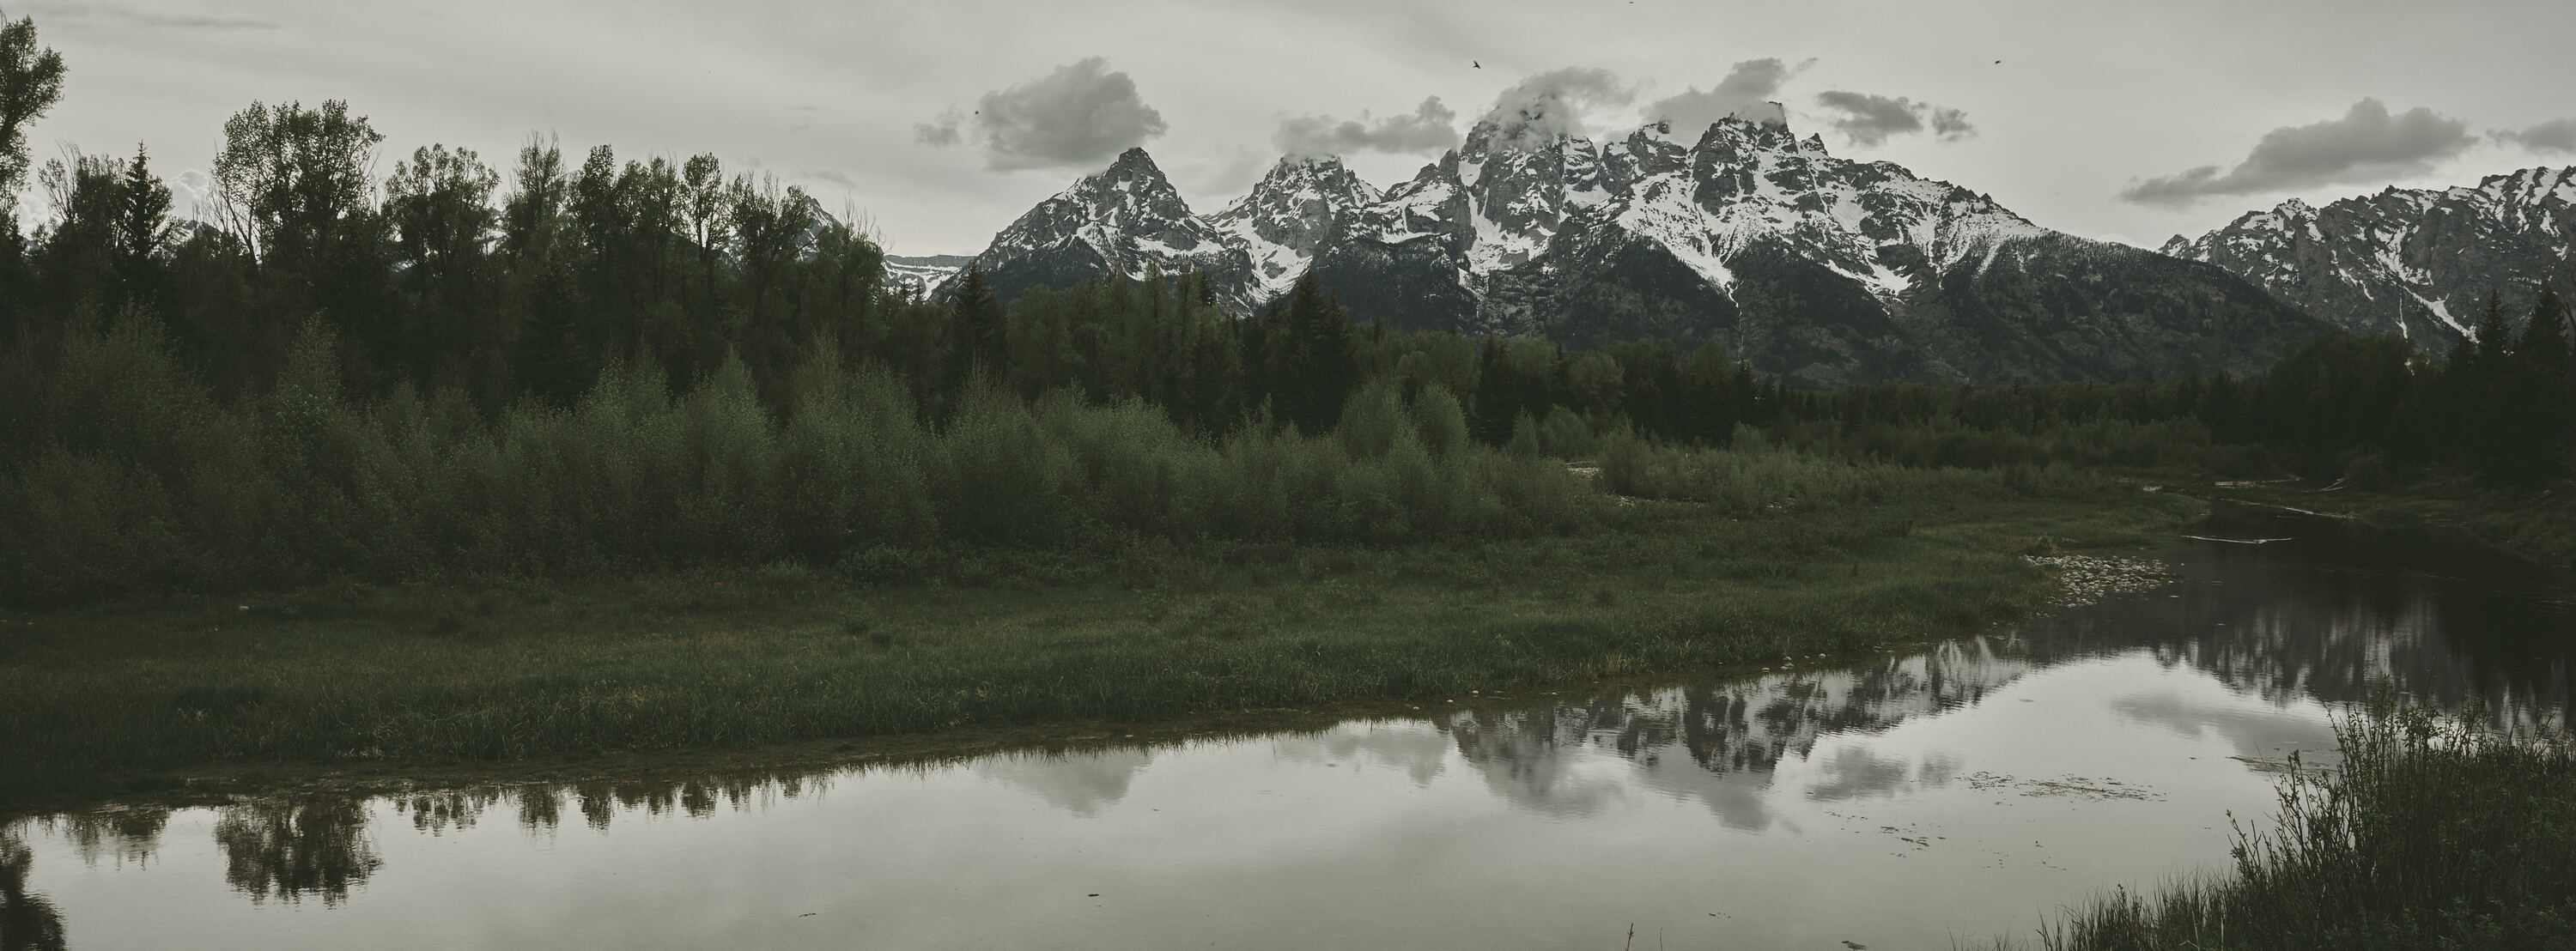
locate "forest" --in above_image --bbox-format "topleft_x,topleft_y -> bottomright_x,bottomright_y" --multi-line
3,15 -> 2574,605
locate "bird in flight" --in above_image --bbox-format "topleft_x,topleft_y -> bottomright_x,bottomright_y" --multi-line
1473,60 -> 1481,68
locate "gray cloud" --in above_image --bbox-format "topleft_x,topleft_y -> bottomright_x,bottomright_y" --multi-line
1273,96 -> 1459,159
1814,91 -> 1977,147
2494,118 -> 2576,154
805,169 -> 855,189
21,2 -> 279,29
1640,58 -> 1814,130
1480,67 -> 1635,148
2122,99 -> 2474,208
914,58 -> 1168,173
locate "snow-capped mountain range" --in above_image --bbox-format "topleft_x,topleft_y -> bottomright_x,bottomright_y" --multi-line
2162,167 -> 2576,350
941,104 -> 2330,385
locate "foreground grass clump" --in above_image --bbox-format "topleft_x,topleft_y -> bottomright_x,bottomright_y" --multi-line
0,476 -> 2196,808
2003,698 -> 2576,951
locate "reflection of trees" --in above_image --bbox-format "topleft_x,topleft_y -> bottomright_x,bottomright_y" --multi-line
0,832 -> 65,951
213,798 -> 384,906
22,808 -> 168,871
2011,512 -> 2574,730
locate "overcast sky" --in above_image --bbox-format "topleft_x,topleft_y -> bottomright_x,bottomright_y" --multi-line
17,0 -> 2576,255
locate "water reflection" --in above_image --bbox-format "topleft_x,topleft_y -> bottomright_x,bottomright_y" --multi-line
975,748 -> 1154,816
0,832 -> 65,951
7,506 -> 2571,937
212,799 -> 383,906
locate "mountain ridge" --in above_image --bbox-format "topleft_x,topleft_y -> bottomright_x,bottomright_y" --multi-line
2161,166 -> 2576,349
944,108 -> 2331,385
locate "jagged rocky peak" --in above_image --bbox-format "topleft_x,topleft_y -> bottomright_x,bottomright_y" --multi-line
1209,155 -> 1379,250
1057,146 -> 1198,229
948,146 -> 1258,308
1207,155 -> 1382,299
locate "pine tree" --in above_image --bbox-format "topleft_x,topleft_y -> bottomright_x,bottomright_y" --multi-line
949,263 -> 1006,380
2503,288 -> 2575,482
113,142 -> 173,309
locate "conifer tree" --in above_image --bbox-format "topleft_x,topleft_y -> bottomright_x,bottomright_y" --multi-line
114,142 -> 173,309
949,263 -> 1006,379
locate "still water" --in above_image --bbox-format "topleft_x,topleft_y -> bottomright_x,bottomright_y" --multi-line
4,506 -> 2570,949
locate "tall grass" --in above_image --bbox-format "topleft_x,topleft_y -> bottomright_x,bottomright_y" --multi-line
2004,697 -> 2576,950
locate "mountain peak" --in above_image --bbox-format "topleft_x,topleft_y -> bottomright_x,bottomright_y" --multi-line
1098,146 -> 1167,182
1729,100 -> 1789,127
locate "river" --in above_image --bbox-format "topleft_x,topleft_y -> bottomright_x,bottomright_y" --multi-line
3,506 -> 2568,949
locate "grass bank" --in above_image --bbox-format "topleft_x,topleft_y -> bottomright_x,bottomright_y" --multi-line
0,470 -> 2199,812
2190,476 -> 2576,572
1990,697 -> 2576,951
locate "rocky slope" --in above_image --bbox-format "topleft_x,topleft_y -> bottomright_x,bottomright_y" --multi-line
2161,167 -> 2576,351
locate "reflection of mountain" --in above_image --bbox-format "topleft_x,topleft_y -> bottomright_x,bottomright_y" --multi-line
213,799 -> 383,906
1437,639 -> 2033,827
973,748 -> 1154,817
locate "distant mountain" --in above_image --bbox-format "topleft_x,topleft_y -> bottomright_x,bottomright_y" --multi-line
946,106 -> 2331,385
2163,167 -> 2576,351
945,148 -> 1259,310
884,254 -> 970,298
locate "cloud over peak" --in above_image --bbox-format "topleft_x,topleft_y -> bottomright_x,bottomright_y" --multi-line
2494,118 -> 2576,155
2121,99 -> 2474,208
1813,91 -> 1976,147
915,58 -> 1168,173
1640,58 -> 1813,130
1479,67 -> 1635,148
1273,97 -> 1459,159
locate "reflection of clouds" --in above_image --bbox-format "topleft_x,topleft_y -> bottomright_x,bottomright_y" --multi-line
1803,746 -> 1955,803
2109,692 -> 2336,762
973,748 -> 1153,817
1270,724 -> 1452,786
